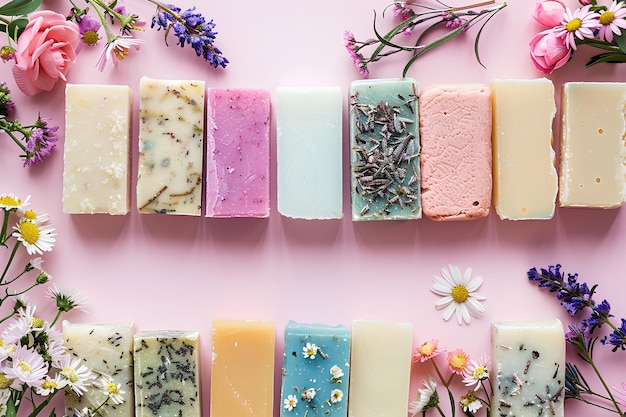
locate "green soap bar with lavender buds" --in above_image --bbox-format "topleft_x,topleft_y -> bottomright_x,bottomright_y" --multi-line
349,78 -> 421,221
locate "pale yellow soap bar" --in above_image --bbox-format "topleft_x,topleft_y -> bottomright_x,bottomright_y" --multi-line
211,320 -> 275,417
492,78 -> 558,220
137,77 -> 205,215
560,82 -> 626,208
348,320 -> 413,417
63,84 -> 132,214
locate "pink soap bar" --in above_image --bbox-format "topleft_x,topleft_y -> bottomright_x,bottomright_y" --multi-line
206,88 -> 271,217
419,84 -> 492,221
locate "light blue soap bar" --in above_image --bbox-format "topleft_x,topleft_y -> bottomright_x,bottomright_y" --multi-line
280,321 -> 351,417
349,78 -> 421,221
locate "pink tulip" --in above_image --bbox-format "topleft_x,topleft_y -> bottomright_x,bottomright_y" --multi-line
529,29 -> 572,74
533,0 -> 567,27
12,11 -> 80,96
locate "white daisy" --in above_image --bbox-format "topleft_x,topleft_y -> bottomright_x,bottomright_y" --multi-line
0,193 -> 29,211
13,218 -> 56,255
330,388 -> 344,403
302,388 -> 316,401
47,284 -> 88,313
462,355 -> 490,391
36,375 -> 66,395
284,394 -> 298,411
330,365 -> 344,380
302,342 -> 318,359
431,265 -> 486,325
3,344 -> 48,388
409,376 -> 439,416
59,356 -> 95,396
95,374 -> 126,405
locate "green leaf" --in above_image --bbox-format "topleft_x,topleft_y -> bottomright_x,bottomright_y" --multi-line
0,16 -> 28,39
586,52 -> 626,67
47,407 -> 57,417
615,31 -> 626,54
6,396 -> 16,417
447,387 -> 456,417
0,0 -> 42,16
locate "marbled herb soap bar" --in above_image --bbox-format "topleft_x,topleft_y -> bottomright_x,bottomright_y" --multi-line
137,77 -> 205,215
276,86 -> 343,219
134,331 -> 201,417
280,321 -> 351,417
350,78 -> 421,221
492,319 -> 565,417
211,320 -> 275,417
348,320 -> 413,417
63,321 -> 135,417
63,84 -> 132,215
560,82 -> 626,208
206,88 -> 271,217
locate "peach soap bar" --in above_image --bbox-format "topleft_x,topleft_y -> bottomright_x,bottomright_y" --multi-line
419,84 -> 492,220
492,319 -> 565,417
348,320 -> 413,417
137,77 -> 205,215
206,88 -> 271,217
134,330 -> 201,417
276,87 -> 343,219
560,82 -> 626,208
492,78 -> 558,220
63,84 -> 132,215
280,321 -> 351,417
350,78 -> 421,221
63,321 -> 135,417
211,320 -> 275,417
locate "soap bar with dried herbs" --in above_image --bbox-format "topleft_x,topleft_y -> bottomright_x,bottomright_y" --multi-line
349,78 -> 421,221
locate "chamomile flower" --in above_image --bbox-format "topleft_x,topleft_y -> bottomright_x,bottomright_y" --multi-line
0,193 -> 29,212
330,388 -> 344,403
462,355 -> 490,390
303,342 -> 318,359
96,374 -> 126,405
46,284 -> 87,313
431,265 -> 486,325
459,391 -> 482,414
447,348 -> 471,375
597,1 -> 626,42
555,5 -> 600,49
36,375 -> 66,395
302,388 -> 316,401
408,376 -> 439,416
284,394 -> 298,411
3,345 -> 48,388
59,356 -> 95,396
13,217 -> 56,255
413,339 -> 444,363
330,365 -> 344,380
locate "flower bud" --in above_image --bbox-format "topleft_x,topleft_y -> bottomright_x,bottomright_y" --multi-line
533,0 -> 567,27
36,271 -> 50,284
529,29 -> 572,74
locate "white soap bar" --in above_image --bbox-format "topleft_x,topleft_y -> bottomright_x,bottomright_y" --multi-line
137,77 -> 205,215
348,320 -> 413,417
63,321 -> 135,417
492,319 -> 565,417
276,86 -> 343,219
63,84 -> 132,215
492,78 -> 558,220
560,82 -> 626,208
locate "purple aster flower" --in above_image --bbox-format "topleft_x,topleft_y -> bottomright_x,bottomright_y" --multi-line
23,116 -> 59,167
77,14 -> 102,46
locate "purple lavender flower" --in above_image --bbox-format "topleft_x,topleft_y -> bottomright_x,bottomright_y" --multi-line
527,264 -> 595,316
24,116 -> 59,167
602,318 -> 626,352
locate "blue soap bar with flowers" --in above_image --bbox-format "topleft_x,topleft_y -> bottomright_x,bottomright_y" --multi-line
280,321 -> 350,417
349,78 -> 421,221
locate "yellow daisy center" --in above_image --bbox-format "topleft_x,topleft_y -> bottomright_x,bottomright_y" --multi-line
17,361 -> 33,374
600,11 -> 615,25
64,367 -> 79,383
42,379 -> 58,390
473,365 -> 487,379
566,18 -> 582,32
23,209 -> 37,220
19,221 -> 40,244
418,341 -> 436,356
451,285 -> 469,303
0,338 -> 3,347
107,381 -> 120,395
0,373 -> 13,389
0,196 -> 20,207
31,317 -> 45,328
83,30 -> 99,46
449,353 -> 468,371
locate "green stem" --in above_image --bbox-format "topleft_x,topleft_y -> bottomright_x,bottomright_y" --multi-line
27,388 -> 60,417
587,356 -> 625,416
1,240 -> 20,283
1,209 -> 10,245
50,309 -> 62,327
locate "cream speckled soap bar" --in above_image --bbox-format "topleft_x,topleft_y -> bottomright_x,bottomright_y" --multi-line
137,77 -> 205,215
63,84 -> 132,215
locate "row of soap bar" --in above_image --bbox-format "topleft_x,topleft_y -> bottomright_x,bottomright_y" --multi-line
62,78 -> 626,221
62,317 -> 565,417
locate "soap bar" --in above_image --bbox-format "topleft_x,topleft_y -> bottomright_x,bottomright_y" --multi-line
419,84 -> 492,221
63,321 -> 134,417
211,320 -> 275,417
560,82 -> 626,208
206,88 -> 271,217
134,331 -> 201,417
276,87 -> 343,219
137,77 -> 205,215
491,78 -> 558,220
63,84 -> 132,215
280,321 -> 351,417
348,320 -> 413,417
492,319 -> 565,417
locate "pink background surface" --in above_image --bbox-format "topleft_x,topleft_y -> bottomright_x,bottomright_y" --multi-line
1,0 -> 626,416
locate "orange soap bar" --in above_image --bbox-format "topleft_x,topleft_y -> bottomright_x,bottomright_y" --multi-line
210,320 -> 275,417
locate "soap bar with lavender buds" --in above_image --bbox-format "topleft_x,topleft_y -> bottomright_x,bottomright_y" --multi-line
280,321 -> 351,417
206,88 -> 271,217
137,77 -> 205,215
63,321 -> 135,417
491,318 -> 565,417
133,330 -> 201,417
349,78 -> 421,221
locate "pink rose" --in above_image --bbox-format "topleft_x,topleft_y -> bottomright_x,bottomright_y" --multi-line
12,11 -> 80,96
529,29 -> 572,74
533,0 -> 567,27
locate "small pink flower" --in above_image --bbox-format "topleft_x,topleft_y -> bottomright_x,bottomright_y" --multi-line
529,28 -> 572,74
597,1 -> 626,43
533,0 -> 567,27
413,339 -> 444,363
555,5 -> 600,50
11,11 -> 80,96
447,348 -> 470,375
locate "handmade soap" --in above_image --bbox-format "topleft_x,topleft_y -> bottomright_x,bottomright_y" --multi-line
491,78 -> 558,220
492,319 -> 565,417
560,82 -> 626,208
63,84 -> 132,215
350,78 -> 421,221
137,77 -> 205,215
280,321 -> 351,417
134,331 -> 201,417
276,86 -> 343,219
211,320 -> 275,417
206,88 -> 271,217
63,321 -> 134,417
419,84 -> 492,220
348,320 -> 413,417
